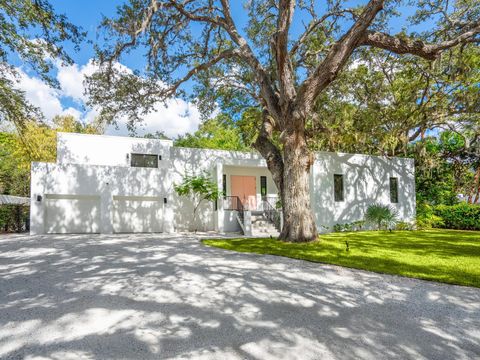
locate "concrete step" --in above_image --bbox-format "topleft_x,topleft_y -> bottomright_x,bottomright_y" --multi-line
252,231 -> 280,237
251,213 -> 279,237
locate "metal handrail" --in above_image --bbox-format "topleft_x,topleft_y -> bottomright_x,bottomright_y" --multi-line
262,198 -> 281,231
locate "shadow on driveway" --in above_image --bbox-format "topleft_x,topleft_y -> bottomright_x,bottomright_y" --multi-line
0,233 -> 479,359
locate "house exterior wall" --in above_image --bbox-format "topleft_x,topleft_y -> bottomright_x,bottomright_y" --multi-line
30,132 -> 415,235
312,152 -> 415,232
57,132 -> 172,166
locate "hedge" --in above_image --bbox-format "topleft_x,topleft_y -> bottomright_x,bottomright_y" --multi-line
432,203 -> 480,231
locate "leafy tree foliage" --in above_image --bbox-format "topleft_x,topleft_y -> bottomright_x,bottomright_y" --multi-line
308,46 -> 480,156
175,114 -> 248,151
0,0 -> 84,126
142,131 -> 171,140
414,131 -> 479,205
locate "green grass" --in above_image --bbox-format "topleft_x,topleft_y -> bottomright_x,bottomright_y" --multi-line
203,230 -> 480,288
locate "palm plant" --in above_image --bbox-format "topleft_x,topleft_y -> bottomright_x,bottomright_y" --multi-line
365,204 -> 398,231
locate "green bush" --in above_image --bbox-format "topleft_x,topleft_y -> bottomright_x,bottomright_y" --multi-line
416,203 -> 444,229
0,205 -> 29,232
365,204 -> 398,230
395,221 -> 414,231
432,203 -> 480,230
332,220 -> 366,233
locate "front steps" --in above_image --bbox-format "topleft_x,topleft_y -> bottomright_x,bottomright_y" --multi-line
251,213 -> 280,237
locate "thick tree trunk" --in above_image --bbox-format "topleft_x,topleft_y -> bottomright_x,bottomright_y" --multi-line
279,132 -> 318,242
253,111 -> 318,242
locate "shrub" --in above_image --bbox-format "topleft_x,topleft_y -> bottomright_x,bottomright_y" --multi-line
416,203 -> 444,229
432,203 -> 480,230
365,204 -> 398,230
332,220 -> 366,232
395,221 -> 413,231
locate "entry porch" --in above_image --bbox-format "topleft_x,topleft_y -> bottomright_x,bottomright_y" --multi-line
213,162 -> 281,235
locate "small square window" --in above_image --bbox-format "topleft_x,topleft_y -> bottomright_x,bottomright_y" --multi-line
390,177 -> 399,203
334,174 -> 344,202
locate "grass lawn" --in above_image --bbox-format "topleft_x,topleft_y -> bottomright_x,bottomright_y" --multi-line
203,229 -> 480,288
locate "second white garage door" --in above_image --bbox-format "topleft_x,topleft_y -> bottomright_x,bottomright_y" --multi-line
112,196 -> 163,233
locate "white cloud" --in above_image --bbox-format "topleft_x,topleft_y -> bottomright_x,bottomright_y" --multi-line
56,61 -> 97,102
11,60 -> 204,138
106,98 -> 202,138
13,69 -> 64,120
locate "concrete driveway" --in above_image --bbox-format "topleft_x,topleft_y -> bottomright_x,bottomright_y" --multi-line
0,234 -> 479,360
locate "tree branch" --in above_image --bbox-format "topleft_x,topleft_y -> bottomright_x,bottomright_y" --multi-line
168,0 -> 225,26
289,9 -> 355,56
253,110 -> 284,196
163,48 -> 240,96
296,0 -> 385,116
219,0 -> 282,121
275,0 -> 296,104
360,23 -> 480,60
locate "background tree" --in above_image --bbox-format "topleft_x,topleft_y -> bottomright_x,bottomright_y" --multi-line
87,0 -> 480,242
142,131 -> 171,140
174,173 -> 220,232
0,0 -> 85,128
175,114 -> 249,151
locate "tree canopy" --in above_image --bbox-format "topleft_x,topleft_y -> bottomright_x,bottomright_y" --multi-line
0,0 -> 85,127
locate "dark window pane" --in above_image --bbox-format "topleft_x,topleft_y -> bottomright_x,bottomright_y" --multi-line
390,177 -> 398,203
131,153 -> 158,168
334,174 -> 344,202
222,174 -> 227,197
260,176 -> 267,197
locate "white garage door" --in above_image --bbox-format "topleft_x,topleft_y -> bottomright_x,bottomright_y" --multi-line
45,194 -> 100,234
113,196 -> 163,233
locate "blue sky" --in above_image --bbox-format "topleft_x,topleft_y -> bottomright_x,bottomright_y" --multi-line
11,0 -> 431,137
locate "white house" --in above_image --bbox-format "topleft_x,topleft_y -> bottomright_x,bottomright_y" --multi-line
30,132 -> 416,235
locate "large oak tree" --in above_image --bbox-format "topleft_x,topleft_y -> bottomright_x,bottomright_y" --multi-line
87,0 -> 480,242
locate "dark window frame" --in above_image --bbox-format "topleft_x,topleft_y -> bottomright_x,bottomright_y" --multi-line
222,174 -> 227,198
334,174 -> 344,202
390,177 -> 399,203
130,153 -> 158,168
260,176 -> 267,197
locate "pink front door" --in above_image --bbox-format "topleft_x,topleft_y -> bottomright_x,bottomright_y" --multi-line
231,175 -> 257,210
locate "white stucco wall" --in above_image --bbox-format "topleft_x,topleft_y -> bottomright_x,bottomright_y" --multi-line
30,133 -> 416,235
57,132 -> 172,166
312,152 -> 416,232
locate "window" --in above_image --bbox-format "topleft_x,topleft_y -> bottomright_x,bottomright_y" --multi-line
222,174 -> 227,198
390,177 -> 398,203
130,153 -> 158,168
260,176 -> 267,197
334,174 -> 344,202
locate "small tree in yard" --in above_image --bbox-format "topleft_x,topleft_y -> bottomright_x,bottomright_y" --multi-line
174,174 -> 220,232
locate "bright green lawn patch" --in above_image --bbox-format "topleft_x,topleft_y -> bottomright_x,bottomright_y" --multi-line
203,230 -> 480,288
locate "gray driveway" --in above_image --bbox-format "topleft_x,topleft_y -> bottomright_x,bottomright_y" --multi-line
0,234 -> 479,360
